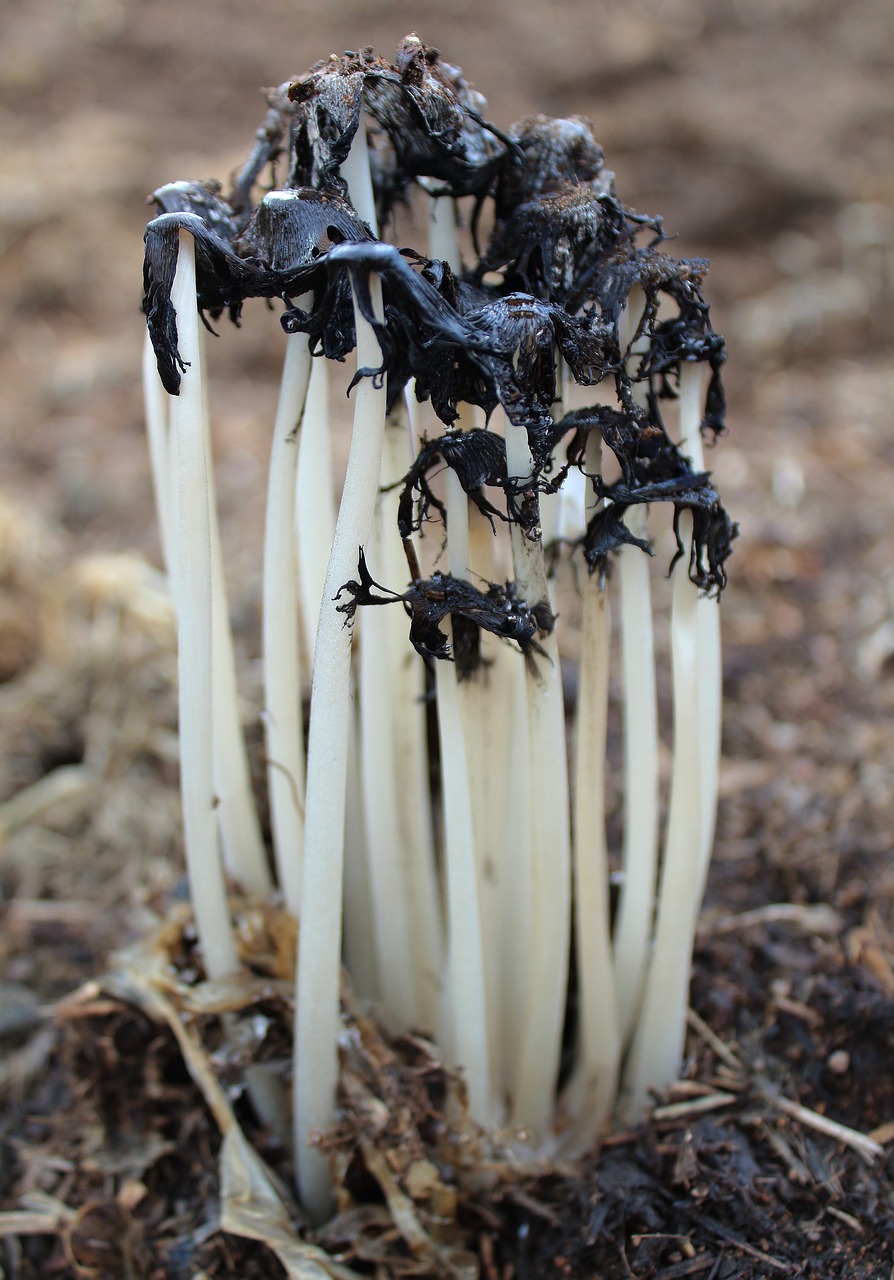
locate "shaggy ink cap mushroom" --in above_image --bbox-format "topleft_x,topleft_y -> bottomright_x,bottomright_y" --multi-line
141,33 -> 738,1212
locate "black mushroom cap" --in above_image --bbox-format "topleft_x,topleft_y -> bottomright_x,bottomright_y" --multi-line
141,35 -> 736,597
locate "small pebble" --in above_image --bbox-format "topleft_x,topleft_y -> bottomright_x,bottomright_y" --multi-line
826,1049 -> 850,1074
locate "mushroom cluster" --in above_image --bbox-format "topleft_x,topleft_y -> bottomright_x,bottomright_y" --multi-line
142,34 -> 735,1223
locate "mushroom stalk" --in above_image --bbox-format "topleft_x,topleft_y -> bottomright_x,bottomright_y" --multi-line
209,525 -> 272,898
611,291 -> 660,1045
435,618 -> 493,1121
427,193 -> 506,1088
295,356 -> 335,666
360,407 -> 441,1030
502,411 -> 571,1143
169,230 -> 239,980
263,322 -> 313,914
142,329 -> 175,576
679,361 -> 723,880
294,272 -> 387,1223
567,427 -> 620,1143
620,361 -> 723,1117
620,506 -> 703,1121
145,299 -> 270,901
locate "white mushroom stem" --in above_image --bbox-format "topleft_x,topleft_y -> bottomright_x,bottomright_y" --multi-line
428,194 -> 504,1091
145,317 -> 270,900
295,359 -> 378,1000
620,352 -> 723,1121
169,230 -> 238,980
436,622 -> 493,1122
209,527 -> 272,899
435,412 -> 493,1120
294,273 -> 387,1223
611,291 -> 660,1045
679,361 -> 723,886
142,329 -> 175,576
294,117 -> 391,1220
567,428 -> 620,1144
263,323 -> 313,914
360,407 -> 442,1030
502,411 -> 571,1143
342,702 -> 378,1001
497,645 -> 533,1104
341,113 -> 379,234
621,506 -> 703,1121
296,356 -> 335,667
444,440 -> 507,1096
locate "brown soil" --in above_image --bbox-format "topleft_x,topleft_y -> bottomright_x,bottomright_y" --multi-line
1,2 -> 893,1277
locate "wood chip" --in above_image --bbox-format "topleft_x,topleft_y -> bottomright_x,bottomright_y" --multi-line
867,1118 -> 894,1146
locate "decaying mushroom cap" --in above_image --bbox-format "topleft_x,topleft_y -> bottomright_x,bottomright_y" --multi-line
142,34 -> 736,603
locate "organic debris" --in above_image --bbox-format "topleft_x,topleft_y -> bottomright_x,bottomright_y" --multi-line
1,901 -> 892,1278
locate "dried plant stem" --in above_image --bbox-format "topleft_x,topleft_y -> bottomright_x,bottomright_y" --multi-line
503,413 -> 571,1142
567,430 -> 620,1142
263,325 -> 313,914
169,231 -> 238,980
294,273 -> 387,1222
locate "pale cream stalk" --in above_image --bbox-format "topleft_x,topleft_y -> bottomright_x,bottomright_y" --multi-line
497,645 -> 533,1105
296,349 -> 377,1000
678,361 -> 722,887
295,121 -> 390,1221
146,302 -> 269,899
209,524 -> 272,898
621,507 -> 703,1121
294,273 -> 387,1222
169,230 -> 239,979
429,194 -> 504,1087
435,623 -> 493,1122
196,280 -> 270,898
611,290 -> 660,1044
620,362 -> 722,1118
295,356 -> 335,667
142,329 -> 175,575
342,701 -> 378,1001
567,428 -> 620,1143
502,410 -> 571,1143
263,322 -> 313,913
360,407 -> 442,1029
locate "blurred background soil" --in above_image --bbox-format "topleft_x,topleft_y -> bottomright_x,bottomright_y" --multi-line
1,0 -> 893,1275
